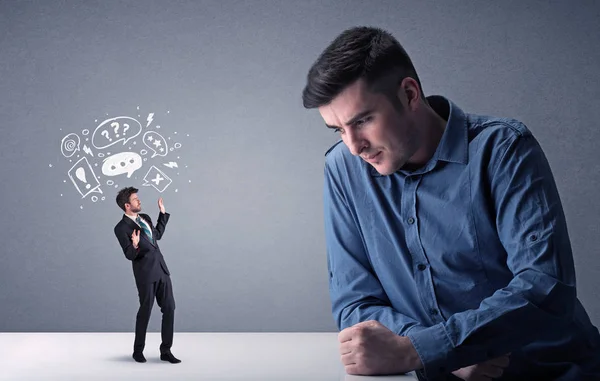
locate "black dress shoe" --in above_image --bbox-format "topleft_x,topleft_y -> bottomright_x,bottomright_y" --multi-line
160,352 -> 181,364
132,352 -> 146,363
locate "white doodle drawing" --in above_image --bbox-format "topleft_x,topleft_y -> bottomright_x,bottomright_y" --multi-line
68,157 -> 102,198
58,110 -> 191,205
82,144 -> 94,156
146,113 -> 154,127
143,131 -> 168,158
92,116 -> 142,149
142,165 -> 172,193
101,152 -> 143,178
61,133 -> 80,158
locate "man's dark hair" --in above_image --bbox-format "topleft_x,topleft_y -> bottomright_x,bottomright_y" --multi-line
302,26 -> 422,109
116,186 -> 138,211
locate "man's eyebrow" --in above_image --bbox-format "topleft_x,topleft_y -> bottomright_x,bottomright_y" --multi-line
345,109 -> 373,126
325,109 -> 373,130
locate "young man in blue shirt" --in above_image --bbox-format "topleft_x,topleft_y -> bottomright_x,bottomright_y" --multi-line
302,26 -> 600,381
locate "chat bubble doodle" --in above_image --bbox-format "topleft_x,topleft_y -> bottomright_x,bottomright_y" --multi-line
68,157 -> 102,198
101,152 -> 143,178
92,116 -> 142,149
61,133 -> 81,158
142,165 -> 172,193
143,131 -> 168,158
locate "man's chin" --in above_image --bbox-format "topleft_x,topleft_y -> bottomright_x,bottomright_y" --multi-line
372,164 -> 394,176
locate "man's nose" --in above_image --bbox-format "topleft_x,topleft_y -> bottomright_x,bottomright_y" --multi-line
345,130 -> 366,156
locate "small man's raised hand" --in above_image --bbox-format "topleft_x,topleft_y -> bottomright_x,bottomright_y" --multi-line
158,197 -> 165,214
131,229 -> 140,249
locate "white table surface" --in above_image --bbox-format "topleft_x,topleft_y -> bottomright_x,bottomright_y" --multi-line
0,332 -> 417,381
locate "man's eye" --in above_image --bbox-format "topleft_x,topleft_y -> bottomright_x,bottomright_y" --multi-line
356,117 -> 370,127
331,127 -> 343,134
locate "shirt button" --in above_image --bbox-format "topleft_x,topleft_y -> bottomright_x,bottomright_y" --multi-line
430,308 -> 439,315
407,217 -> 415,224
417,264 -> 427,271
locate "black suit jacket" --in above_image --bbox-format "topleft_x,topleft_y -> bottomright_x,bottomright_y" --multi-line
114,212 -> 171,286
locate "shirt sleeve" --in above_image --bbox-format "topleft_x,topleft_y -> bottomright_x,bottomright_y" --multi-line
408,131 -> 578,378
324,161 -> 426,337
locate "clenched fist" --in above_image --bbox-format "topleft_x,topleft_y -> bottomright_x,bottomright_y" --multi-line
339,320 -> 423,375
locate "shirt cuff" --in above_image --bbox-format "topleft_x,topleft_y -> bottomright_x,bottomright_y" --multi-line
407,323 -> 453,379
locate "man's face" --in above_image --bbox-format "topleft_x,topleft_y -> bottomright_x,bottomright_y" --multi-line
127,193 -> 142,213
318,78 -> 421,175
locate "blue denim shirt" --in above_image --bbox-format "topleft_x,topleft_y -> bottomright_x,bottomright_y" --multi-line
323,96 -> 600,380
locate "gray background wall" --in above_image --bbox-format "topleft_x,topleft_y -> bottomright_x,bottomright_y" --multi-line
1,0 -> 598,332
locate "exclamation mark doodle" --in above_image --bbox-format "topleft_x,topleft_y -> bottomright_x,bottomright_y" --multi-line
75,167 -> 90,189
68,157 -> 102,198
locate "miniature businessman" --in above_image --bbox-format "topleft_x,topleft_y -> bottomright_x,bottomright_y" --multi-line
114,187 -> 181,364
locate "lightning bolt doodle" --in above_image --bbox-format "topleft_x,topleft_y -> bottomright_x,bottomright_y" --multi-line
163,162 -> 178,168
146,113 -> 154,128
83,144 -> 94,157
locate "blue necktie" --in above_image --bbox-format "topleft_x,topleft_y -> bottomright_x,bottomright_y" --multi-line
135,216 -> 153,240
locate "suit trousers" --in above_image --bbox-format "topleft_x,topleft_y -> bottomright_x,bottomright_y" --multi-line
133,273 -> 175,354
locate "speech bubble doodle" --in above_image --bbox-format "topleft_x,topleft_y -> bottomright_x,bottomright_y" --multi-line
61,133 -> 81,158
143,131 -> 168,158
142,165 -> 172,192
68,157 -> 102,198
92,116 -> 142,149
101,151 -> 143,178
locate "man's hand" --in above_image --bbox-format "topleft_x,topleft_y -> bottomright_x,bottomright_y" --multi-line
451,354 -> 510,381
131,229 -> 140,249
158,197 -> 166,214
339,320 -> 422,376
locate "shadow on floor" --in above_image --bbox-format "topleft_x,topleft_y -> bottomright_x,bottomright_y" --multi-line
108,354 -> 166,364
108,355 -> 134,362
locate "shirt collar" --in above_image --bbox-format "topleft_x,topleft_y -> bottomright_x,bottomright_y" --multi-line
370,95 -> 469,177
125,213 -> 142,224
428,95 -> 469,165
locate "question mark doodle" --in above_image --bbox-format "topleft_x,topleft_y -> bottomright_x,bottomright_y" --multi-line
92,116 -> 142,149
111,121 -> 120,137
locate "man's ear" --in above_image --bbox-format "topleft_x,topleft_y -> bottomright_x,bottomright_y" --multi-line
399,77 -> 420,111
